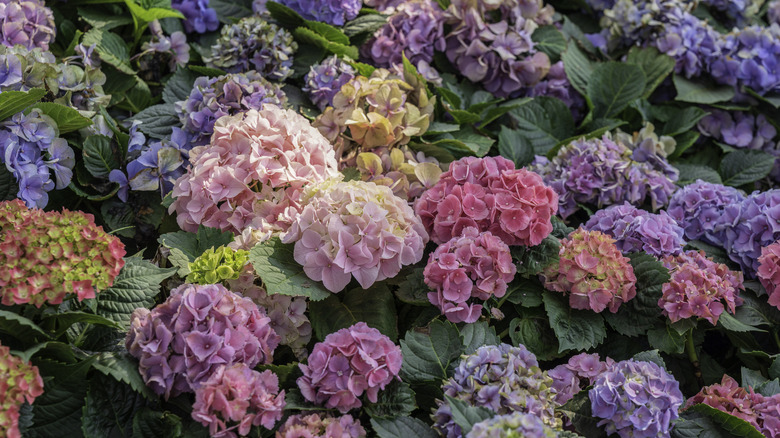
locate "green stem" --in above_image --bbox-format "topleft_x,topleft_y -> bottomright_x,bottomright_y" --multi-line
774,330 -> 780,351
686,329 -> 704,386
498,328 -> 509,339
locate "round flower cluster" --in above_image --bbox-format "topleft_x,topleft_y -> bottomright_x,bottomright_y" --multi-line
187,246 -> 250,285
125,283 -> 280,398
529,61 -> 587,121
433,343 -> 561,438
589,360 -> 683,438
548,353 -> 615,405
757,241 -> 780,310
297,322 -> 403,413
0,342 -> 44,438
303,55 -> 355,111
600,0 -> 693,47
276,413 -> 366,438
282,0 -> 360,25
467,412 -> 559,438
698,110 -> 777,152
0,199 -> 126,307
710,25 -> 780,96
442,0 -> 554,97
659,250 -> 744,326
424,227 -> 516,323
0,45 -> 57,92
176,71 -> 287,148
0,109 -> 74,208
722,189 -> 780,276
283,178 -> 428,292
192,363 -> 285,438
356,147 -> 443,201
415,156 -> 558,246
0,0 -> 55,50
542,228 -> 637,314
584,203 -> 685,257
204,15 -> 297,78
666,180 -> 745,247
170,106 -> 340,235
654,9 -> 722,79
171,0 -> 219,33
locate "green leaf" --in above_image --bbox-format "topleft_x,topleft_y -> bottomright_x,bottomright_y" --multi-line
92,351 -> 157,400
305,20 -> 350,45
688,404 -> 764,438
365,381 -> 417,419
741,367 -> 767,389
82,374 -> 146,438
400,320 -> 462,383
647,325 -> 686,354
718,312 -> 764,333
129,103 -> 178,139
32,102 -> 92,134
348,60 -> 376,77
508,311 -> 561,361
445,396 -> 494,436
510,97 -> 575,155
511,235 -> 560,277
673,74 -> 735,104
83,135 -> 119,178
531,26 -> 567,63
294,27 -> 359,59
27,359 -> 92,438
0,309 -> 51,342
371,417 -> 439,438
625,46 -> 675,98
124,0 -> 184,21
248,237 -> 331,301
604,252 -> 668,337
0,164 -> 18,201
158,225 -> 234,262
162,68 -> 199,105
266,0 -> 305,29
188,65 -> 226,77
131,409 -> 182,438
40,312 -> 118,339
587,62 -> 646,119
460,321 -> 499,355
543,291 -> 607,352
669,131 -> 700,159
719,150 -> 776,187
82,29 -> 134,75
343,14 -> 387,39
208,0 -> 253,23
77,6 -> 134,30
675,164 -> 723,185
560,392 -> 608,438
770,357 -> 780,380
505,277 -> 545,307
0,89 -> 47,121
632,349 -> 668,370
561,42 -> 593,97
733,291 -> 780,328
309,284 -> 398,341
498,127 -> 533,167
661,107 -> 709,137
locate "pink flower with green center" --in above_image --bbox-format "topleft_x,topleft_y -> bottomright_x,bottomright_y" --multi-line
0,342 -> 44,438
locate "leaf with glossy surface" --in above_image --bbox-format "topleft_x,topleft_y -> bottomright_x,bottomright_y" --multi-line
400,320 -> 462,383
673,75 -> 735,104
543,291 -> 607,352
83,135 -> 119,178
0,89 -> 47,121
365,381 -> 416,419
371,417 -> 439,438
587,62 -> 646,119
32,102 -> 92,134
719,150 -> 776,187
248,237 -> 331,301
309,284 -> 398,341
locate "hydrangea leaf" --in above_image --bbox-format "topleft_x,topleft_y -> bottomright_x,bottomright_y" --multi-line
719,150 -> 776,187
92,352 -> 157,400
687,404 -> 764,438
718,312 -> 764,333
131,408 -> 183,438
587,62 -> 646,119
27,359 -> 92,438
604,252 -> 668,337
674,164 -> 723,186
511,234 -> 561,277
400,320 -> 462,383
560,391 -> 608,438
162,68 -> 199,105
158,225 -> 235,263
365,380 -> 417,419
505,277 -> 545,307
460,321 -> 499,355
82,374 -> 146,438
498,126 -> 534,168
660,107 -> 709,137
83,135 -> 120,179
531,26 -> 567,63
309,284 -> 398,341
625,46 -> 675,98
77,6 -> 134,30
0,309 -> 51,342
648,324 -> 687,354
673,74 -> 735,104
266,0 -> 305,29
82,29 -> 134,75
561,41 -> 593,97
0,88 -> 47,122
209,0 -> 253,24
371,417 -> 439,438
508,310 -> 562,361
294,27 -> 359,59
129,103 -> 178,139
40,312 -> 118,339
31,102 -> 92,134
509,97 -> 575,155
543,291 -> 607,353
444,396 -> 494,436
248,237 -> 331,301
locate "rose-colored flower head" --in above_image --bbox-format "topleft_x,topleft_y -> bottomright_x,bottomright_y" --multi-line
283,178 -> 428,293
0,199 -> 126,307
659,250 -> 744,326
297,322 -> 402,413
415,156 -> 558,247
0,0 -> 55,50
548,353 -> 615,405
0,342 -> 44,438
276,413 -> 366,438
758,241 -> 780,310
541,228 -> 636,313
170,106 -> 340,236
125,283 -> 280,399
192,363 -> 285,438
356,146 -> 443,202
584,202 -> 685,257
424,227 -> 517,323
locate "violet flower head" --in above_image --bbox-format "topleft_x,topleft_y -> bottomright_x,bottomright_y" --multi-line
709,25 -> 780,96
0,342 -> 44,438
529,61 -> 586,121
0,0 -> 55,50
699,110 -> 778,152
584,202 -> 685,257
276,413 -> 366,438
666,180 -> 745,248
600,0 -> 694,48
281,0 -> 361,25
771,0 -> 780,26
654,9 -> 722,78
467,412 -> 559,438
297,322 -> 403,413
757,241 -> 780,310
303,55 -> 355,111
139,20 -> 190,72
549,353 -> 615,405
722,189 -> 780,277
171,0 -> 219,33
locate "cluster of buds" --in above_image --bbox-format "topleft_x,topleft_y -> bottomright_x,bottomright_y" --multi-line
187,246 -> 249,285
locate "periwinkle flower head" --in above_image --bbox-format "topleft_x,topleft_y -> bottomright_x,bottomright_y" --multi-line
432,343 -> 561,438
601,0 -> 694,47
283,178 -> 428,292
659,250 -> 744,325
541,228 -> 637,313
170,106 -> 340,235
424,227 -> 516,323
0,199 -> 126,307
548,353 -> 615,405
757,241 -> 780,310
0,45 -> 57,92
415,156 -> 558,246
698,110 -> 778,152
467,412 -> 559,438
276,413 -> 366,438
654,9 -> 722,78
303,55 -> 356,111
281,0 -> 360,25
0,0 -> 55,50
584,203 -> 685,257
172,0 -> 219,33
0,342 -> 44,438
187,246 -> 250,285
722,189 -> 780,276
666,180 -> 745,247
192,363 -> 285,438
529,61 -> 586,121
297,322 -> 403,413
125,283 -> 280,399
710,25 -> 780,96
589,360 -> 683,438
205,15 -> 297,78
356,146 -> 443,201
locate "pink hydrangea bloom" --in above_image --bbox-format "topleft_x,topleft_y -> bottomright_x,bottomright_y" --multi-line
283,178 -> 428,293
541,228 -> 637,313
170,105 -> 340,235
276,413 -> 366,438
297,322 -> 402,413
659,250 -> 744,326
757,241 -> 780,310
548,353 -> 615,405
424,227 -> 516,323
0,342 -> 44,438
125,283 -> 280,399
192,363 -> 285,438
414,156 -> 558,246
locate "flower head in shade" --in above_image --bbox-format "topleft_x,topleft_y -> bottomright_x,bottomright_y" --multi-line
699,110 -> 778,152
303,55 -> 355,111
424,227 -> 516,323
205,15 -> 297,78
654,9 -> 722,79
432,343 -> 561,438
276,413 -> 366,438
0,45 -> 57,92
590,360 -> 683,438
187,246 -> 250,285
722,189 -> 780,277
666,180 -> 745,248
529,61 -> 586,121
125,283 -> 280,399
0,199 -> 126,307
362,0 -> 404,12
771,0 -> 780,26
356,146 -> 443,201
192,363 -> 285,438
709,25 -> 780,96
541,228 -> 637,313
415,156 -> 558,246
757,241 -> 780,310
0,342 -> 44,438
467,412 -> 559,438
297,322 -> 403,413
138,20 -> 190,73
549,353 -> 615,405
0,0 -> 55,50
442,0 -> 554,97
584,203 -> 685,257
600,0 -> 694,48
281,0 -> 360,25
283,178 -> 428,292
172,0 -> 219,33
170,106 -> 339,235
701,0 -> 763,27
659,250 -> 744,325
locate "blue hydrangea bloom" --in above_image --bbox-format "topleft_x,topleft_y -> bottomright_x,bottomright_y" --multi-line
303,55 -> 355,110
171,0 -> 219,33
723,189 -> 780,277
281,0 -> 361,25
584,202 -> 685,257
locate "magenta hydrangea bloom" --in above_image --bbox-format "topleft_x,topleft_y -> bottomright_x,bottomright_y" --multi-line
758,241 -> 780,310
192,363 -> 285,438
276,413 -> 366,438
415,156 -> 558,247
0,0 -> 55,50
666,180 -> 745,247
0,342 -> 44,438
548,353 -> 615,405
170,106 -> 340,235
125,283 -> 280,399
584,202 -> 685,257
283,178 -> 428,293
659,250 -> 744,326
424,227 -> 516,323
297,322 -> 403,413
303,55 -> 355,111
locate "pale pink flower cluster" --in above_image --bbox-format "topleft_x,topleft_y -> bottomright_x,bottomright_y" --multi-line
170,105 -> 340,235
424,227 -> 516,323
283,178 -> 428,293
758,241 -> 780,310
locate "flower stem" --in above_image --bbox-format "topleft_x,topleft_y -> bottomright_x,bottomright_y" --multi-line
773,330 -> 780,351
686,329 -> 703,386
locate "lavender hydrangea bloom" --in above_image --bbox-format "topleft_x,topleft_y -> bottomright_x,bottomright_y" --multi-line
303,55 -> 355,110
771,0 -> 780,26
584,203 -> 685,257
722,189 -> 780,277
655,10 -> 722,78
710,25 -> 780,96
0,0 -> 55,50
0,50 -> 22,87
281,0 -> 361,25
601,0 -> 694,47
666,180 -> 745,247
529,61 -> 586,121
138,20 -> 190,72
171,0 -> 219,33
699,110 -> 777,151
467,413 -> 558,438
590,360 -> 683,438
549,353 -> 615,406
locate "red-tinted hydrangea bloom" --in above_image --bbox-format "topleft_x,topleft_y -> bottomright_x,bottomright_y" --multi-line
276,413 -> 366,438
758,241 -> 780,310
0,342 -> 44,438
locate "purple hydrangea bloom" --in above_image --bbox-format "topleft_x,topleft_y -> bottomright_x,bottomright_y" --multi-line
771,0 -> 780,26
709,25 -> 780,96
277,413 -> 366,437
362,0 -> 404,12
722,189 -> 780,277
281,0 -> 361,25
699,110 -> 777,151
303,55 -> 355,110
666,180 -> 745,247
549,353 -> 615,405
138,20 -> 190,72
0,0 -> 55,50
584,202 -> 686,257
601,0 -> 695,48
466,412 -> 558,438
529,61 -> 586,121
0,50 -> 22,87
589,360 -> 683,438
171,0 -> 219,33
654,10 -> 722,78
